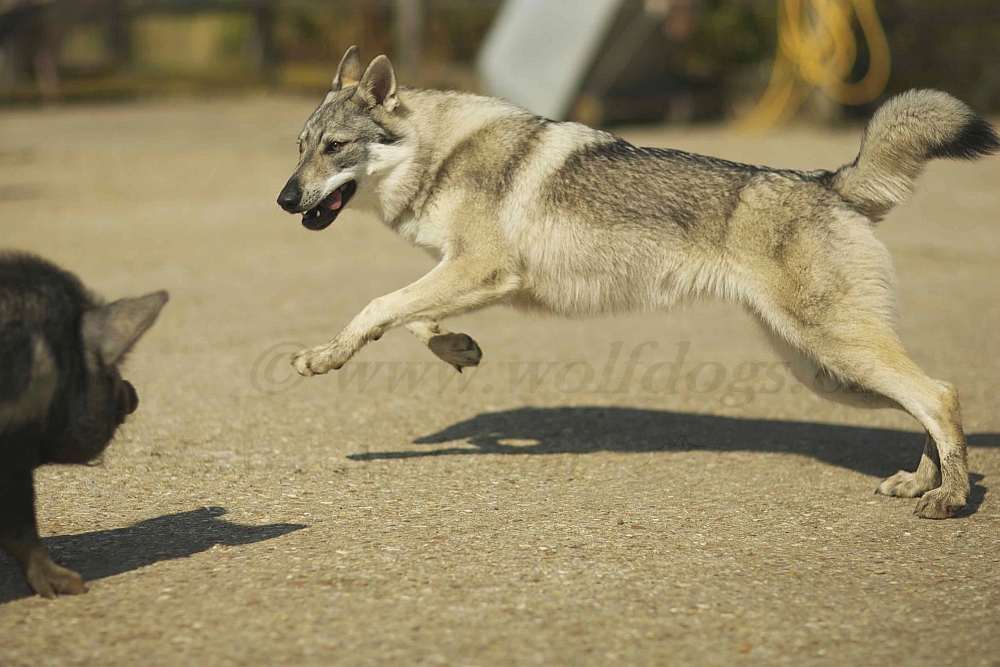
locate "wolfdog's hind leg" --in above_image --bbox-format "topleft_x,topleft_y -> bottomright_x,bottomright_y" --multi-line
876,433 -> 942,498
747,207 -> 967,516
783,327 -> 967,518
406,320 -> 483,372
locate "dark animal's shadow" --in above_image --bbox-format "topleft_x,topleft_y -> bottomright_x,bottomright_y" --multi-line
350,406 -> 993,514
0,507 -> 305,603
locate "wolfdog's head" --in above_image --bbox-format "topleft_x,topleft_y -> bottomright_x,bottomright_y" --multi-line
277,46 -> 405,230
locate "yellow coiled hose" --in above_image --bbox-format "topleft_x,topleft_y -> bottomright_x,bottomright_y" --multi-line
737,0 -> 891,131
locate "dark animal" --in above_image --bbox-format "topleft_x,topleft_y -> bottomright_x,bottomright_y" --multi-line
0,252 -> 167,597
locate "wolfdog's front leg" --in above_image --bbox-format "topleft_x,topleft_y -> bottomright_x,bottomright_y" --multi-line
292,261 -> 512,376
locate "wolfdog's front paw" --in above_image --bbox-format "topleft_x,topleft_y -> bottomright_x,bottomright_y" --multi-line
427,333 -> 482,372
291,347 -> 341,376
876,470 -> 939,498
913,487 -> 967,519
26,554 -> 87,598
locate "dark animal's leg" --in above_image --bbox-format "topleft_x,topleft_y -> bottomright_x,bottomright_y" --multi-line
0,467 -> 86,597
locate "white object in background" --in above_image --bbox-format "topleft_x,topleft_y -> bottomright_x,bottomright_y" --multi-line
477,0 -> 625,120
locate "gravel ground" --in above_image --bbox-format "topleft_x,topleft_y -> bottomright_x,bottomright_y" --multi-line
0,97 -> 998,666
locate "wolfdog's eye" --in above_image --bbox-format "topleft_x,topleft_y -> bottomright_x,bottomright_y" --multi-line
325,141 -> 346,154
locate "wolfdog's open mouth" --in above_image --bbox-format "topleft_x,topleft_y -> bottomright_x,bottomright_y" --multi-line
302,180 -> 357,231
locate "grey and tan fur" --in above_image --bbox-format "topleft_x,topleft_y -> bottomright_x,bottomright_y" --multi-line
277,46 -> 1000,519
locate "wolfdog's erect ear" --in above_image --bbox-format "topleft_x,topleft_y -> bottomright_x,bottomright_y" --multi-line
82,291 -> 169,365
355,55 -> 398,111
332,45 -> 362,91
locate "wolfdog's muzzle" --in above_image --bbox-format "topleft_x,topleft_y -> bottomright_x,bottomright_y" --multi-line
277,178 -> 358,231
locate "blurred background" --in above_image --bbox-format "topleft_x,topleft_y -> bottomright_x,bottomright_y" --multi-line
1,0 -> 999,128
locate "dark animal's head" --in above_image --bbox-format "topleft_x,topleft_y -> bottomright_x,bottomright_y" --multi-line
277,46 -> 406,230
0,290 -> 168,465
59,291 -> 169,460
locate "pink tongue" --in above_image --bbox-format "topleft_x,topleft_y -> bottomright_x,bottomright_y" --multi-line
321,189 -> 343,211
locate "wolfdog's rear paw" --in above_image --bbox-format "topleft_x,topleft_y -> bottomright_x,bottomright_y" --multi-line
427,333 -> 482,372
26,556 -> 87,598
913,487 -> 966,519
876,470 -> 939,498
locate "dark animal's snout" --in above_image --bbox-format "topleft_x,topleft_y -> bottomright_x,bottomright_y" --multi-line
277,179 -> 302,212
123,380 -> 139,416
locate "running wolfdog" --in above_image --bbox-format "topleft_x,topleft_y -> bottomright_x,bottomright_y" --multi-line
277,46 -> 999,519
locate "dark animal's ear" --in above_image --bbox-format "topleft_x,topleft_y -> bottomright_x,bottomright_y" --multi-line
355,55 -> 398,111
332,45 -> 362,91
82,291 -> 169,366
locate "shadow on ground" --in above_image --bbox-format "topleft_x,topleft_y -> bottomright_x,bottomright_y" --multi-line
0,507 -> 305,603
351,406 -> 993,512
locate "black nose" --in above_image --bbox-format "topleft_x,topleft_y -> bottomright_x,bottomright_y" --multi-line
277,179 -> 302,212
124,381 -> 139,415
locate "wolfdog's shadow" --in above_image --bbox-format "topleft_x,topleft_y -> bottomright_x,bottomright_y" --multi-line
0,507 -> 305,603
350,406 -> 993,514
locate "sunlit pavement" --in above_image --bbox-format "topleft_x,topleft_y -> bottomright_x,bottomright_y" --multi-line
1,98 -> 997,665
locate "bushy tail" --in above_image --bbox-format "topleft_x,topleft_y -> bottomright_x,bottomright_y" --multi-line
831,90 -> 1000,220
